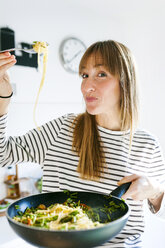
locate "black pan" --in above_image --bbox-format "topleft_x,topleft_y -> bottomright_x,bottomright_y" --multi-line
6,182 -> 131,248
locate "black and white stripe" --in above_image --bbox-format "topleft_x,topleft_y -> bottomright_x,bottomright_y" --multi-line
0,113 -> 165,248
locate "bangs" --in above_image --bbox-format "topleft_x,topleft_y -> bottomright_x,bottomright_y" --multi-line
79,41 -> 122,78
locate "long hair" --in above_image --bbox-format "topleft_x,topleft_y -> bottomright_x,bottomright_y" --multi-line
72,40 -> 139,180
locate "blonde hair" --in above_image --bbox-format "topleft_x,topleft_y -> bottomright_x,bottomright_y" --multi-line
72,40 -> 139,180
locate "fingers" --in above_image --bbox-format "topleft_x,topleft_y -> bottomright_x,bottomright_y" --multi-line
118,174 -> 140,186
0,53 -> 16,78
0,53 -> 16,67
0,52 -> 11,58
0,60 -> 17,79
118,174 -> 142,201
0,52 -> 9,57
118,174 -> 155,201
121,186 -> 137,200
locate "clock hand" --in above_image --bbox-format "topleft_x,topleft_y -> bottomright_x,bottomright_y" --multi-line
66,50 -> 83,63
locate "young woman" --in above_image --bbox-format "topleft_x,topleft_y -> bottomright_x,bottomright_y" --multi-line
0,40 -> 165,247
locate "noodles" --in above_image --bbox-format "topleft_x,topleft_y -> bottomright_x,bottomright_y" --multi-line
32,41 -> 48,129
13,202 -> 104,231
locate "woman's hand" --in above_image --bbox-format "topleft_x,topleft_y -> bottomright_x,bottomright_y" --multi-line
118,174 -> 164,212
0,52 -> 16,116
0,52 -> 16,93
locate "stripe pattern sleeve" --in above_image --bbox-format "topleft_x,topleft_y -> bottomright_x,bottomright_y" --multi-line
149,137 -> 165,183
0,114 -> 65,168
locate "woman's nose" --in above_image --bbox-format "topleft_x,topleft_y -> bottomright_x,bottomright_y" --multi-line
81,78 -> 95,93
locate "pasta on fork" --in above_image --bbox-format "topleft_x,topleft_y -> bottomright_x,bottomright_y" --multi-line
32,41 -> 48,129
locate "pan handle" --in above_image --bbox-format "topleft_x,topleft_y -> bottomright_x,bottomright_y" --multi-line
110,182 -> 131,198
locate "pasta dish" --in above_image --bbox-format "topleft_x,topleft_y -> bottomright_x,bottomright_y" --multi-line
13,202 -> 104,231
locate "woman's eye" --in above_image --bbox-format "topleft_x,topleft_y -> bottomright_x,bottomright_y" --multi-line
81,73 -> 88,79
98,72 -> 107,77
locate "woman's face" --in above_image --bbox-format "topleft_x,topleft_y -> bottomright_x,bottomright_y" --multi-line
80,56 -> 121,117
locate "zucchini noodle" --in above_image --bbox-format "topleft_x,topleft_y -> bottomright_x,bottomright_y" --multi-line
32,41 -> 48,129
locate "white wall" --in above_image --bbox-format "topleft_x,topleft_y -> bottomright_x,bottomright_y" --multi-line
1,0 -> 165,247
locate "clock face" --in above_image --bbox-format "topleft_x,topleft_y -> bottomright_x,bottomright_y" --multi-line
59,37 -> 86,73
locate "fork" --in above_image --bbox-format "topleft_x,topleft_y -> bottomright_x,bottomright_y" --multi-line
0,48 -> 37,54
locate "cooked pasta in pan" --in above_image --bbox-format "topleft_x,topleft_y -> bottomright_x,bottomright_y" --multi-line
13,202 -> 104,231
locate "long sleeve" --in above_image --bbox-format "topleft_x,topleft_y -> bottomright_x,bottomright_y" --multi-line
148,137 -> 165,218
0,114 -> 64,168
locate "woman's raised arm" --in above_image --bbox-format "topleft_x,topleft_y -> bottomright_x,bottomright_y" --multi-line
0,52 -> 16,116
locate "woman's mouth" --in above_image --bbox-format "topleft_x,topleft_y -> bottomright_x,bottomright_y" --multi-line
86,97 -> 98,103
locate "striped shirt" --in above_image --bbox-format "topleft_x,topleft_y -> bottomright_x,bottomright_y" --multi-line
0,113 -> 165,248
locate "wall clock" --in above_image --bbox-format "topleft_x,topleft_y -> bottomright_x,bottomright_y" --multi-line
59,37 -> 86,74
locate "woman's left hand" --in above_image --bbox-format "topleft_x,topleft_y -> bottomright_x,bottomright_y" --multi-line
118,174 -> 163,201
